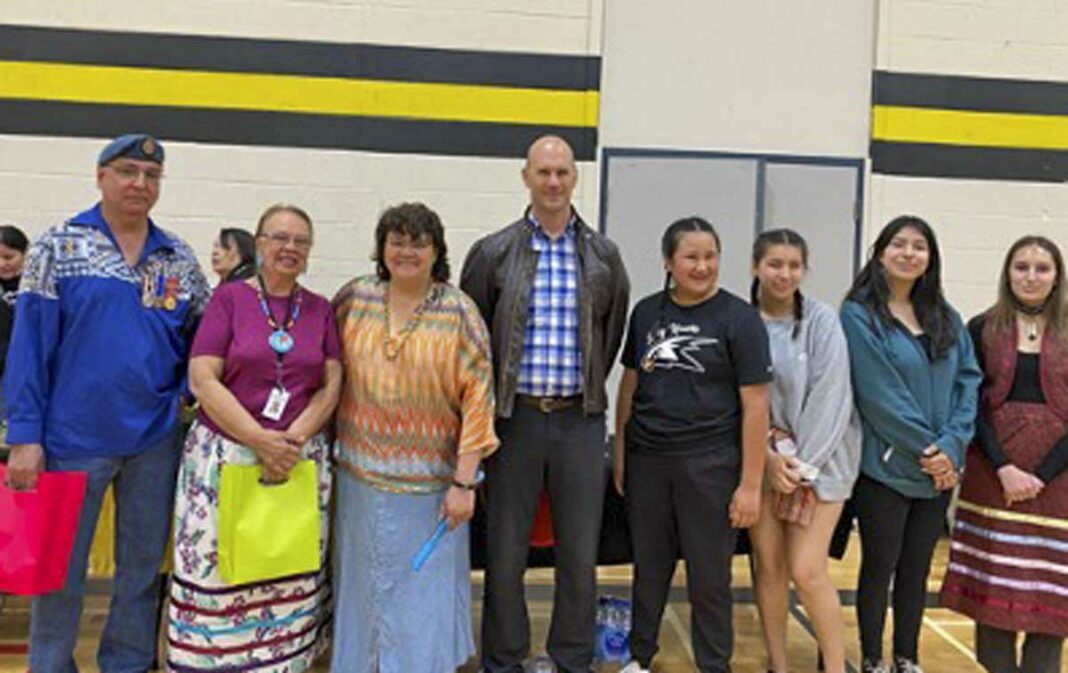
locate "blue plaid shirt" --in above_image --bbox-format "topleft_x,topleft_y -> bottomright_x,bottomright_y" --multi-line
516,216 -> 583,397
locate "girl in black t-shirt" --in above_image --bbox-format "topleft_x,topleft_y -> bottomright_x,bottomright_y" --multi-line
615,216 -> 772,673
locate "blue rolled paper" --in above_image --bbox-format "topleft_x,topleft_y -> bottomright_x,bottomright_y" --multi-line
411,470 -> 484,572
412,518 -> 448,571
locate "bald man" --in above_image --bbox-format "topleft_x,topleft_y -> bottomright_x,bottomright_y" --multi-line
461,135 -> 630,673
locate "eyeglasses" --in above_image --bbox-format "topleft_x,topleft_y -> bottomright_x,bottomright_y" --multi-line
260,232 -> 312,250
385,237 -> 432,252
108,164 -> 163,183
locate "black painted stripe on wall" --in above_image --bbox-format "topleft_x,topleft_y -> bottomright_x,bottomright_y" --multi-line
874,70 -> 1068,116
0,24 -> 601,91
0,99 -> 598,160
871,141 -> 1068,183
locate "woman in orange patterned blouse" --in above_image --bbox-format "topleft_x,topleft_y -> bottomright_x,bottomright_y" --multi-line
331,202 -> 499,673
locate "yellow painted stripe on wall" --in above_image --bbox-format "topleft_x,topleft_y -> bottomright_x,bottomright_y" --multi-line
872,105 -> 1068,151
0,61 -> 599,128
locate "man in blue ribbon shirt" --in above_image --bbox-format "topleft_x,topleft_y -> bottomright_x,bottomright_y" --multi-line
4,134 -> 210,673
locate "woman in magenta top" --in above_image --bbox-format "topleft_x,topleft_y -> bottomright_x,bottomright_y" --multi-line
167,204 -> 341,673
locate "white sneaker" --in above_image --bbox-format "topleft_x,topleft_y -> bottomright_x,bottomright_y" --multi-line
620,662 -> 650,673
892,656 -> 924,673
522,656 -> 556,673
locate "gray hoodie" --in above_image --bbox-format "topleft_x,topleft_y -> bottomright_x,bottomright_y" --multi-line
764,297 -> 861,501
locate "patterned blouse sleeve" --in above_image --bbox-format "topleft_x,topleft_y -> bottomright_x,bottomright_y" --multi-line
455,290 -> 500,457
331,278 -> 359,328
321,294 -> 341,360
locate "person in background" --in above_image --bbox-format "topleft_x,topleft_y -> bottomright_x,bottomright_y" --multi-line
746,228 -> 860,673
940,235 -> 1068,673
614,216 -> 771,673
210,226 -> 256,284
332,202 -> 498,672
0,223 -> 29,419
168,204 -> 340,672
3,133 -> 211,673
840,215 -> 982,673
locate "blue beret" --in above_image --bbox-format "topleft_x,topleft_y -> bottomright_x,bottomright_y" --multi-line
98,134 -> 165,166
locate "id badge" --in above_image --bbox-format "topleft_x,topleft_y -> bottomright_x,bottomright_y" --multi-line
261,386 -> 291,421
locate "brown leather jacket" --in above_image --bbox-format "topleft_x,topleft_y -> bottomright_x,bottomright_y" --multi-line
460,210 -> 630,418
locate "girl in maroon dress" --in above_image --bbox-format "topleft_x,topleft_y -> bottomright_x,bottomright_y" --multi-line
940,235 -> 1068,673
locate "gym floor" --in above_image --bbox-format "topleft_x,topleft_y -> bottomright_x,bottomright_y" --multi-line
1,536 -> 1061,672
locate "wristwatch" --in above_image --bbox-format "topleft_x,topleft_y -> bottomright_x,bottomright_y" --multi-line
451,476 -> 480,491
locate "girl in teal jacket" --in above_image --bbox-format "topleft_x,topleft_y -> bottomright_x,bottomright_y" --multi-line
840,215 -> 981,673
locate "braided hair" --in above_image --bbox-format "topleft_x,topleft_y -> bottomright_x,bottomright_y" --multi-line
750,228 -> 808,339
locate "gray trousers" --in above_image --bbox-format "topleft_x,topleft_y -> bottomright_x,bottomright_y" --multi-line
976,623 -> 1064,673
480,404 -> 607,673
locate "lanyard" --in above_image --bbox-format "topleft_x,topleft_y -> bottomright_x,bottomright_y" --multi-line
255,274 -> 303,387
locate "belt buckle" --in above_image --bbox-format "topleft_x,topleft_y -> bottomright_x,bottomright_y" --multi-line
538,397 -> 555,414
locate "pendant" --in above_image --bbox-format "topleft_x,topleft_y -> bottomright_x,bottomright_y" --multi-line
269,329 -> 294,354
1028,323 -> 1038,341
385,337 -> 399,361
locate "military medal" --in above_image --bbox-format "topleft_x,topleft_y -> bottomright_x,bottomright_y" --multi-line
141,274 -> 155,307
141,265 -> 161,307
162,276 -> 179,311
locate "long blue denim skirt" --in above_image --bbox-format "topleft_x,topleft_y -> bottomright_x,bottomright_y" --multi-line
331,470 -> 475,673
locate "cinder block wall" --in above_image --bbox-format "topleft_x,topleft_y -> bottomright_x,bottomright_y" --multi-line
0,1 -> 604,296
600,0 -> 874,158
4,0 -> 1067,313
871,0 -> 1068,319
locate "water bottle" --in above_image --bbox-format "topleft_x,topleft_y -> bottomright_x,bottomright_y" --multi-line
594,596 -> 631,662
604,597 -> 631,662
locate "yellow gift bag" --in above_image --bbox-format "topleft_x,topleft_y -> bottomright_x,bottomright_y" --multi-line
217,460 -> 320,585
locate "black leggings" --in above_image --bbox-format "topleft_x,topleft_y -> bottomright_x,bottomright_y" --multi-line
853,475 -> 950,662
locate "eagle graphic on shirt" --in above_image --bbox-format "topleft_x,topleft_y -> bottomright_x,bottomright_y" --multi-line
640,322 -> 718,373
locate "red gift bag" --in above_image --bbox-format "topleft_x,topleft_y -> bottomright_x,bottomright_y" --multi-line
0,464 -> 88,595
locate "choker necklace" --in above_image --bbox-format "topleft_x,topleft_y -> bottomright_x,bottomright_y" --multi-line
1012,297 -> 1046,342
1013,299 -> 1045,316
